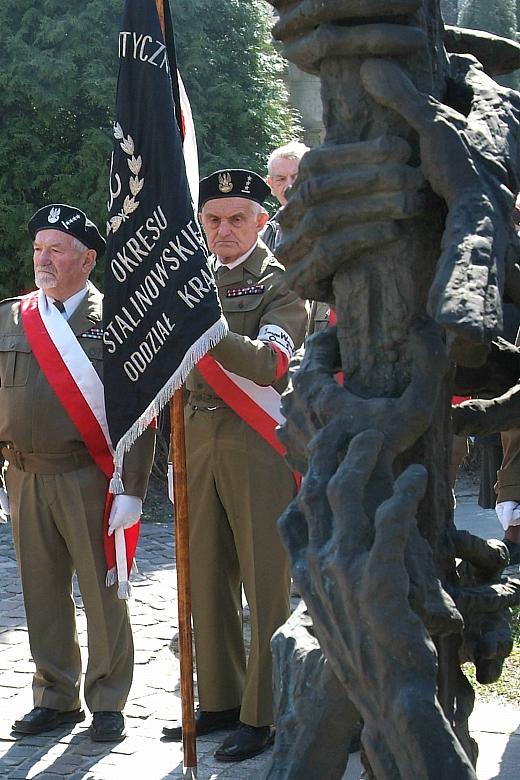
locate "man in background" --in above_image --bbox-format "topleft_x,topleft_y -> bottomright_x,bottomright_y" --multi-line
262,140 -> 309,253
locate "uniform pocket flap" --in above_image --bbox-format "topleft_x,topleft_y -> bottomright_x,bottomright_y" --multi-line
0,334 -> 31,353
81,341 -> 103,360
222,293 -> 265,314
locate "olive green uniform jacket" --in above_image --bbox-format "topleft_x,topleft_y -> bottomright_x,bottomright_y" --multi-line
185,242 -> 307,726
0,282 -> 155,713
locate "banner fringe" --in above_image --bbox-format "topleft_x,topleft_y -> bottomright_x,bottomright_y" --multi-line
106,567 -> 117,587
114,316 -> 228,463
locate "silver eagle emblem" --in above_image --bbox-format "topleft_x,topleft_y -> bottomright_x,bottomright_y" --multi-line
48,207 -> 61,224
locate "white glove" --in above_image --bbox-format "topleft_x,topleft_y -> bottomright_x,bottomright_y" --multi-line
168,463 -> 175,505
108,495 -> 142,536
0,487 -> 9,523
495,500 -> 520,530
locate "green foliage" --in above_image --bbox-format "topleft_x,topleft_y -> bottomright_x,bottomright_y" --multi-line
459,0 -> 518,39
458,0 -> 520,90
0,0 -> 299,297
172,0 -> 298,176
0,0 -> 121,296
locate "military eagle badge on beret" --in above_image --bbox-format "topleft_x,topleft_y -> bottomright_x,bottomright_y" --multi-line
218,172 -> 233,193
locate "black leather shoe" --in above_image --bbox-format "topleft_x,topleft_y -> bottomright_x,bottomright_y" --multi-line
12,706 -> 85,735
90,711 -> 126,742
162,707 -> 240,741
214,723 -> 274,762
504,539 -> 520,566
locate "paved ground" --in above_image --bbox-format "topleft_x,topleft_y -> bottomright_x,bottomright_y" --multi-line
0,482 -> 518,779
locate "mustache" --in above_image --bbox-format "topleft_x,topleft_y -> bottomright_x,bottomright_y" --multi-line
34,267 -> 57,276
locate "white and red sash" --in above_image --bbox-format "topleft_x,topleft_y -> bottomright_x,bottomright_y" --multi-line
197,353 -> 286,457
20,290 -> 136,598
196,352 -> 302,490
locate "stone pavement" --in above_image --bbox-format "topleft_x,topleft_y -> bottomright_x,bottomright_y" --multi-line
0,489 -> 518,779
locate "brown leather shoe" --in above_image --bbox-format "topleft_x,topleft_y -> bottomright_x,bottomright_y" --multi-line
12,706 -> 85,735
214,723 -> 274,762
162,707 -> 240,740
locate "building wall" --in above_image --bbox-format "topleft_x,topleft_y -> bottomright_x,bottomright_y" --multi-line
286,63 -> 324,148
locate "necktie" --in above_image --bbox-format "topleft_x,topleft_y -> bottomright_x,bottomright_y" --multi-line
53,300 -> 65,313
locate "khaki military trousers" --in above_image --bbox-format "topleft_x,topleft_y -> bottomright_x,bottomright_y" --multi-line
7,461 -> 133,713
186,406 -> 294,727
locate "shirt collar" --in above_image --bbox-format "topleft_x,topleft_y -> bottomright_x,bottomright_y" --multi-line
47,285 -> 88,320
214,241 -> 258,271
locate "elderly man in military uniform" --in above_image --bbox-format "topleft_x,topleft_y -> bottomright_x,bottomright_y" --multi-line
1,204 -> 155,743
162,170 -> 307,762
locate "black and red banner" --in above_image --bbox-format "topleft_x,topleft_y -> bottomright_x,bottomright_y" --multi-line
103,0 -> 226,465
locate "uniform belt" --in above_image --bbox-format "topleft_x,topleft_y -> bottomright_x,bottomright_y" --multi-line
1,446 -> 94,474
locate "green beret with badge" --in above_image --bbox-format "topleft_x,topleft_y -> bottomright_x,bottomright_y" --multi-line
199,169 -> 270,209
28,204 -> 106,258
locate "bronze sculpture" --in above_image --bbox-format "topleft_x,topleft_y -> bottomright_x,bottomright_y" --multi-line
264,1 -> 520,777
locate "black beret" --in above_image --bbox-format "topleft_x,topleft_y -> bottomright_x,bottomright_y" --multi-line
28,204 -> 106,257
199,169 -> 270,210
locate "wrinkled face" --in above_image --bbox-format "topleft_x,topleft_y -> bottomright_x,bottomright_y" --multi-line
267,156 -> 300,206
33,229 -> 96,300
200,197 -> 268,264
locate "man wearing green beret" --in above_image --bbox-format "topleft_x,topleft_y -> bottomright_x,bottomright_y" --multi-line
1,204 -> 155,743
162,170 -> 307,761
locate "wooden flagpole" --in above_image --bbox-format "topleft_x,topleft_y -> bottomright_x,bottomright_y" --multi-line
171,389 -> 197,774
154,1 -> 197,775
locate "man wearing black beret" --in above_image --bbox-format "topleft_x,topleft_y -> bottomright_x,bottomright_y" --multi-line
162,172 -> 307,761
0,204 -> 155,743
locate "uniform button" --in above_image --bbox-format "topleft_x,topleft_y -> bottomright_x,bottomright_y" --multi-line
238,302 -> 244,309
247,279 -> 253,284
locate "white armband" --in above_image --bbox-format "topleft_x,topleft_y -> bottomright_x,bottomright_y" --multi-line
258,324 -> 294,361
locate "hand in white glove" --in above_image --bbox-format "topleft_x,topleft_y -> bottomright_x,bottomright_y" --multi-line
0,487 -> 9,523
108,494 -> 142,536
495,500 -> 520,530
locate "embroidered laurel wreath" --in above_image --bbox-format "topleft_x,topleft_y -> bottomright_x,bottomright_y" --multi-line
107,123 -> 144,235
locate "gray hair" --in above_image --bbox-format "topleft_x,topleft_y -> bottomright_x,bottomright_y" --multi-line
267,141 -> 310,174
72,237 -> 89,254
250,201 -> 269,219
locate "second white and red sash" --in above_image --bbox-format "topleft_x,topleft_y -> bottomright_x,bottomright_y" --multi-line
20,289 -> 136,598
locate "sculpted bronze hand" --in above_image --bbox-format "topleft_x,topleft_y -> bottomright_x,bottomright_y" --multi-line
361,56 -> 520,354
451,530 -> 520,684
279,429 -> 474,779
277,136 -> 426,302
271,0 -> 425,74
280,317 -> 448,463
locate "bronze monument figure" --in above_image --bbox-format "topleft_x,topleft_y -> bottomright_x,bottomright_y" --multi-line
263,1 -> 520,777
